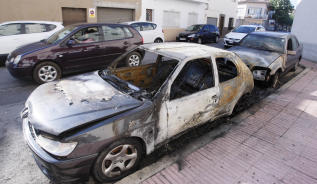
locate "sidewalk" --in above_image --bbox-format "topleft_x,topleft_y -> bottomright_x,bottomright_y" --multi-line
143,60 -> 317,184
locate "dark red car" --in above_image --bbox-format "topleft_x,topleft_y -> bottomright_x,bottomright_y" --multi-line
6,23 -> 143,84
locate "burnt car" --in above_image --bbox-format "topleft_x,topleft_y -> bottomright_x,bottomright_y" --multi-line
176,24 -> 220,44
22,43 -> 254,183
6,23 -> 143,84
229,32 -> 303,88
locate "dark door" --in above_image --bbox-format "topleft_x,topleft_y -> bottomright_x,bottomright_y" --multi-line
57,26 -> 104,72
62,8 -> 87,26
219,15 -> 225,36
201,25 -> 211,42
98,25 -> 131,66
209,25 -> 218,40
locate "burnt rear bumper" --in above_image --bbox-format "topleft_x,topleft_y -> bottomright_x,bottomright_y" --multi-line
22,118 -> 98,183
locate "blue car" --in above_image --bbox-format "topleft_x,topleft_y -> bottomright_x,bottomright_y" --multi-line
176,24 -> 220,44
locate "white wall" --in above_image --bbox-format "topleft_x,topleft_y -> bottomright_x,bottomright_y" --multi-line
292,0 -> 317,62
238,2 -> 268,18
207,0 -> 238,27
140,0 -> 207,29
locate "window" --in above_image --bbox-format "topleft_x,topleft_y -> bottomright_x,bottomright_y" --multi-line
0,24 -> 22,36
188,13 -> 198,26
202,26 -> 209,32
209,25 -> 216,32
123,27 -> 133,38
170,59 -> 214,100
25,24 -> 46,34
216,58 -> 238,82
142,23 -> 154,31
46,24 -> 57,32
102,26 -> 125,41
146,9 -> 153,22
72,27 -> 101,44
292,36 -> 299,50
287,38 -> 293,51
163,11 -> 180,28
131,23 -> 141,31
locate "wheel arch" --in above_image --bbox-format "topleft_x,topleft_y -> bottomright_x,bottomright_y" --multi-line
32,59 -> 63,77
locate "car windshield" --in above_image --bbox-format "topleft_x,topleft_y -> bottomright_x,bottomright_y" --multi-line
240,34 -> 285,53
232,26 -> 256,33
46,25 -> 77,44
185,25 -> 203,32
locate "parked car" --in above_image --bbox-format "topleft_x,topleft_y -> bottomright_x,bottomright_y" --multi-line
224,25 -> 265,48
0,21 -> 63,65
22,42 -> 253,183
124,21 -> 164,43
229,32 -> 303,88
176,24 -> 220,44
6,23 -> 143,84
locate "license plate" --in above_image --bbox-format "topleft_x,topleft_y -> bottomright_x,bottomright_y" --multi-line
180,38 -> 186,41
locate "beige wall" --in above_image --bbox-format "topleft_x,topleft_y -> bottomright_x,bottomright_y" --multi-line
0,0 -> 141,24
163,28 -> 185,42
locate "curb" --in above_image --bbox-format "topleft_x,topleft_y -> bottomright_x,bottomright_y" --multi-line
116,67 -> 312,184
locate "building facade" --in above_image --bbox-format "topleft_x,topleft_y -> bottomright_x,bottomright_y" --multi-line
0,0 -> 238,41
236,0 -> 269,26
292,0 -> 317,62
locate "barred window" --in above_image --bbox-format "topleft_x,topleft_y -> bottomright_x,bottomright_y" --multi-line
146,9 -> 153,22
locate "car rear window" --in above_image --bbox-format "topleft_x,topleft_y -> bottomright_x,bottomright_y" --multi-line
102,26 -> 126,41
25,23 -> 47,34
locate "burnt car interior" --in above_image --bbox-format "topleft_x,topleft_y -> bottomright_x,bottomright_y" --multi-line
216,57 -> 238,82
170,59 -> 214,100
105,51 -> 179,99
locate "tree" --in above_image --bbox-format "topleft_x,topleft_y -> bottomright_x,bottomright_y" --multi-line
269,0 -> 294,26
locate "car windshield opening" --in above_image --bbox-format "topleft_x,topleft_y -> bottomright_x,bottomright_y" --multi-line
232,26 -> 256,34
99,50 -> 179,100
46,25 -> 77,44
185,25 -> 203,32
240,34 -> 285,53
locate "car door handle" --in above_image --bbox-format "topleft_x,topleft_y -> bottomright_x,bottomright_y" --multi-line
211,95 -> 219,103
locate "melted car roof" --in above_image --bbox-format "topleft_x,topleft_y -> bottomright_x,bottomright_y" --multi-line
140,42 -> 230,60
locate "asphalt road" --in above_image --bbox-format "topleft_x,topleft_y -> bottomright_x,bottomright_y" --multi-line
0,39 -> 229,184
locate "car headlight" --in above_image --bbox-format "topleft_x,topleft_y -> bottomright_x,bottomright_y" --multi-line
13,55 -> 21,64
252,70 -> 267,81
36,135 -> 77,157
188,34 -> 196,38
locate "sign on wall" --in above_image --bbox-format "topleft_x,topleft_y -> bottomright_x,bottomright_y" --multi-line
89,8 -> 96,18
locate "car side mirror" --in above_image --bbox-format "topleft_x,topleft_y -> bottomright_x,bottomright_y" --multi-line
66,39 -> 76,47
287,50 -> 296,55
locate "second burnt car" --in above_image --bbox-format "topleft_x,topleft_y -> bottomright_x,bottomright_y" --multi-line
21,43 -> 253,183
229,32 -> 303,88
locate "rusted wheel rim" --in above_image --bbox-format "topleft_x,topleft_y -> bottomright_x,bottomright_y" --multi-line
38,65 -> 57,82
272,73 -> 280,88
101,144 -> 137,178
128,55 -> 140,66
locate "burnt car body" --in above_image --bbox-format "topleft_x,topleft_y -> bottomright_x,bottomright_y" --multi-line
176,24 -> 220,44
229,32 -> 303,88
22,43 -> 254,183
6,23 -> 143,84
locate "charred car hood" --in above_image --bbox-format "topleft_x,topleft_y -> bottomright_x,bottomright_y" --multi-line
26,71 -> 143,136
229,46 -> 282,68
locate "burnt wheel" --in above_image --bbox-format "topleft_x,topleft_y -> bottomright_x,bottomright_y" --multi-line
270,71 -> 280,89
125,52 -> 142,67
93,138 -> 143,183
33,61 -> 61,84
